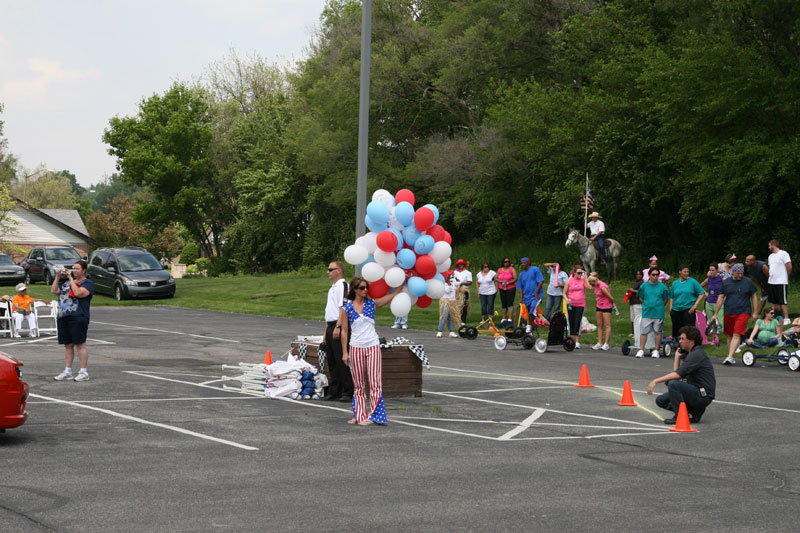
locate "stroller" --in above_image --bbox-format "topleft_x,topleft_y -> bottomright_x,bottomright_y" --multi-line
532,309 -> 576,353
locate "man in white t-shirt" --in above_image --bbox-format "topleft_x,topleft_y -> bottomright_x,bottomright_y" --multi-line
322,261 -> 352,402
587,212 -> 606,264
767,239 -> 792,321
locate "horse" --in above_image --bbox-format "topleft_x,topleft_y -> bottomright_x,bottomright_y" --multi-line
565,228 -> 622,280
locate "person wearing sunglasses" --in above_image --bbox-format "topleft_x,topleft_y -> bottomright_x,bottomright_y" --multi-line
496,258 -> 517,328
322,262 -> 352,402
564,268 -> 591,348
634,267 -> 670,358
745,306 -> 784,348
339,277 -> 398,425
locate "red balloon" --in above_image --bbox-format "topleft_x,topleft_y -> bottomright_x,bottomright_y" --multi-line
416,295 -> 432,308
376,230 -> 398,252
395,189 -> 415,206
443,231 -> 452,244
427,225 -> 445,242
368,279 -> 389,299
415,255 -> 436,276
414,207 -> 435,232
420,269 -> 436,280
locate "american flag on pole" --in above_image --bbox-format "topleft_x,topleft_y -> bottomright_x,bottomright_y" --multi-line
580,174 -> 593,209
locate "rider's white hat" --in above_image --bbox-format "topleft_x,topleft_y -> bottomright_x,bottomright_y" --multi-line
588,211 -> 601,218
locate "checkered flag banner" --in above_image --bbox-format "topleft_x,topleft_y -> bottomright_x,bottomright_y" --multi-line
381,336 -> 429,369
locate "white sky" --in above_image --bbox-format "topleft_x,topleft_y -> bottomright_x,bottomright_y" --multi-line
0,0 -> 327,187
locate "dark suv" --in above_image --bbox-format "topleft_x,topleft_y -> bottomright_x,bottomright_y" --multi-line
87,247 -> 175,300
21,246 -> 83,285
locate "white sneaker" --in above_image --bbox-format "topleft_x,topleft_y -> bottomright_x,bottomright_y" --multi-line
54,370 -> 73,381
651,350 -> 660,359
401,325 -> 408,329
601,343 -> 610,351
73,372 -> 90,382
391,324 -> 399,329
436,331 -> 443,337
722,357 -> 736,365
575,342 -> 581,349
634,350 -> 644,358
592,343 -> 602,350
449,332 -> 458,338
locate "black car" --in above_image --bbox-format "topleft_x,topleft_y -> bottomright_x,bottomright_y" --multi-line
0,254 -> 26,285
87,247 -> 175,300
21,246 -> 83,285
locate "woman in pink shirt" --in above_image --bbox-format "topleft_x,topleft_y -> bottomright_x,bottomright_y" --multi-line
564,268 -> 591,349
496,257 -> 518,328
587,272 -> 615,351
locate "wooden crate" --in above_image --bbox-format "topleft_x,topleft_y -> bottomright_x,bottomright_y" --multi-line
291,341 -> 423,398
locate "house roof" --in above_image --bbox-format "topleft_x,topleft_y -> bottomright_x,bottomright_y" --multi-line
8,197 -> 94,244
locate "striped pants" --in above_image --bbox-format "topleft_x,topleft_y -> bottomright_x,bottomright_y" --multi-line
349,344 -> 383,423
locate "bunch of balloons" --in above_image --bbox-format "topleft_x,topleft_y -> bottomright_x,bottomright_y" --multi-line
343,189 -> 453,318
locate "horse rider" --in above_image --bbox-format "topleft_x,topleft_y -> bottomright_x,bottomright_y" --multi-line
587,212 -> 606,265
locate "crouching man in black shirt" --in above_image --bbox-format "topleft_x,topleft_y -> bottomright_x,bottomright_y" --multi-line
647,325 -> 716,424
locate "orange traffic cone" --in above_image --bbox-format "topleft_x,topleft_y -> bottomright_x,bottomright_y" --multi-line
669,402 -> 698,433
573,364 -> 595,388
263,350 -> 272,365
617,380 -> 637,406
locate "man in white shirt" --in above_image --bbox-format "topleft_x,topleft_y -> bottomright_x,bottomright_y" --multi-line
767,240 -> 792,321
587,212 -> 606,264
323,262 -> 352,402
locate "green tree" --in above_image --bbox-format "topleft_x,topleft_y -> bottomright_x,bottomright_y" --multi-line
103,83 -> 236,259
12,171 -> 79,209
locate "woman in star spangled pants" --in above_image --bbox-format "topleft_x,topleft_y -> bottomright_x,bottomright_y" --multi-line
339,277 -> 398,426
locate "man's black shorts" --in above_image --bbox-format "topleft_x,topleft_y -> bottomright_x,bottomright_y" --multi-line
57,316 -> 89,345
767,283 -> 788,306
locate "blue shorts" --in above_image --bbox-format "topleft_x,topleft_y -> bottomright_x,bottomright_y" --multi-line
57,316 -> 89,345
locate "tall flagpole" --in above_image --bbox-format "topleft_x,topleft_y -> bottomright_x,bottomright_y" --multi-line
583,172 -> 589,237
354,0 -> 372,275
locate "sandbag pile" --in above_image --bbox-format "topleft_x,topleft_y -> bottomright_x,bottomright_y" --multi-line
221,356 -> 327,399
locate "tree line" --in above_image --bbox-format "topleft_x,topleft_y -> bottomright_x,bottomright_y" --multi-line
8,1 -> 800,272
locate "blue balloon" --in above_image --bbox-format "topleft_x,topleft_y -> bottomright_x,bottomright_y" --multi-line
414,235 -> 435,255
389,228 -> 404,251
394,201 -> 415,226
396,248 -> 417,270
408,276 -> 428,297
365,214 -> 386,233
367,200 -> 390,226
423,204 -> 440,225
403,225 -> 422,247
433,273 -> 445,283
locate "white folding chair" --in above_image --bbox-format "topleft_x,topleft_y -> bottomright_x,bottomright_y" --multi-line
0,300 -> 16,338
34,300 -> 58,336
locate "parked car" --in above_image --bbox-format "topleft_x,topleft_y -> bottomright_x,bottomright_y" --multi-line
0,253 -> 26,285
87,247 -> 176,300
0,352 -> 28,432
21,246 -> 83,285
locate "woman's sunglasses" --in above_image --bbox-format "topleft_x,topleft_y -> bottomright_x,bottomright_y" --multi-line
357,285 -> 369,290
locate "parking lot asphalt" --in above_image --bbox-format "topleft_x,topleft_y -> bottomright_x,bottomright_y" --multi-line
2,305 -> 800,532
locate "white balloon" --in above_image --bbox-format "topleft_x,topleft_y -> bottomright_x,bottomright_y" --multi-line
430,241 -> 452,263
402,286 -> 418,306
362,232 -> 378,254
426,279 -> 445,299
373,249 -> 396,268
390,292 -> 412,318
388,207 -> 404,231
436,257 -> 451,273
384,266 -> 406,287
361,262 -> 385,282
344,244 -> 369,265
372,189 -> 395,208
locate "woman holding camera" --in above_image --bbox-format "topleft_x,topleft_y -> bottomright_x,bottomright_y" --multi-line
52,260 -> 95,382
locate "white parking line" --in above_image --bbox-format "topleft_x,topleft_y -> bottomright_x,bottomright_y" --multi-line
92,321 -> 239,343
498,409 -> 545,440
30,393 -> 258,451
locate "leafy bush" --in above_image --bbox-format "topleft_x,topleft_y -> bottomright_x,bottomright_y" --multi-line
179,242 -> 199,265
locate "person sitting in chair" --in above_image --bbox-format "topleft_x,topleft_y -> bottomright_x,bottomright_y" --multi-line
12,283 -> 49,337
587,212 -> 606,264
